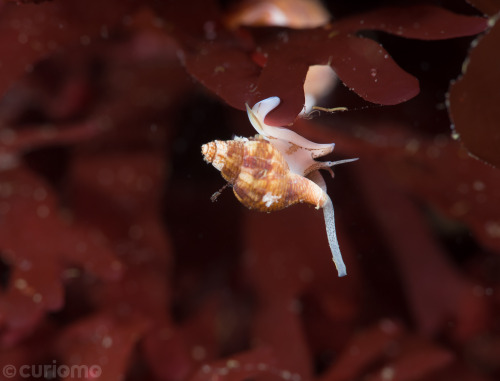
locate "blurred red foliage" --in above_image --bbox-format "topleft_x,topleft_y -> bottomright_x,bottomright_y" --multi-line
448,17 -> 500,167
0,1 -> 499,381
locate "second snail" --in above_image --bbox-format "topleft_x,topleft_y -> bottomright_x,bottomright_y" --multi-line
202,96 -> 357,277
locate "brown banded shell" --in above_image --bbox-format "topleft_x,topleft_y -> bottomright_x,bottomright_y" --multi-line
202,138 -> 328,212
202,96 -> 358,277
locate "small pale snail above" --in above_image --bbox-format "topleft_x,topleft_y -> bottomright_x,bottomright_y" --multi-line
201,97 -> 357,277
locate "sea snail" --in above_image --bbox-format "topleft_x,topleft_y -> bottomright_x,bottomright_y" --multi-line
201,97 -> 357,277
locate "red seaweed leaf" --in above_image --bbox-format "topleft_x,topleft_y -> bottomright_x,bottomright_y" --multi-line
448,19 -> 500,168
295,118 -> 500,256
0,0 -> 141,98
334,5 -> 488,40
321,320 -> 404,381
324,321 -> 453,381
64,150 -> 179,379
6,1 -> 52,4
152,1 -> 487,125
466,0 -> 500,16
388,138 -> 500,253
354,159 -> 489,338
142,323 -> 194,381
250,30 -> 419,126
68,151 -> 169,251
250,5 -> 487,125
286,119 -> 495,340
181,40 -> 262,115
56,313 -> 149,381
188,347 -> 282,381
0,166 -> 122,346
0,121 -> 104,159
363,161 -> 450,332
243,206 -> 360,377
363,339 -> 453,381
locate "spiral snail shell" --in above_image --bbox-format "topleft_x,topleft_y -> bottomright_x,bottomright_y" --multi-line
202,138 -> 328,211
202,97 -> 357,277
